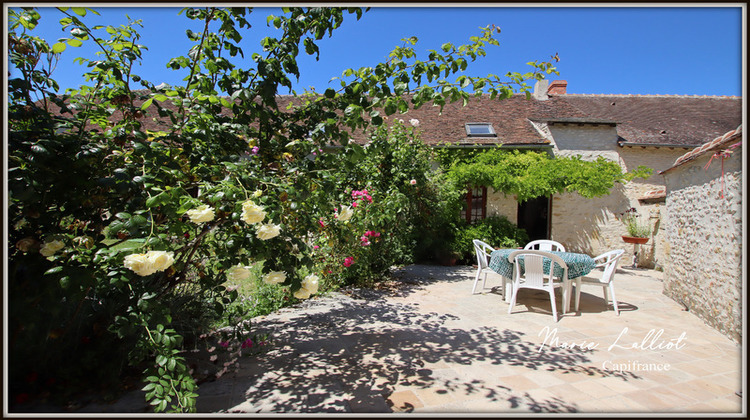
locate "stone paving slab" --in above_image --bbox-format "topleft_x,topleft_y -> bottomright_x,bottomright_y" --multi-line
17,264 -> 745,415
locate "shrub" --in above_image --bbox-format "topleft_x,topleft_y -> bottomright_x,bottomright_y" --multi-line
311,120 -> 455,287
7,6 -> 557,412
450,216 -> 529,263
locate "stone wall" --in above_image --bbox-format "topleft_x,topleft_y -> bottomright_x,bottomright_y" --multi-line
662,147 -> 743,343
543,124 -> 685,267
486,191 -> 518,224
483,125 -> 687,267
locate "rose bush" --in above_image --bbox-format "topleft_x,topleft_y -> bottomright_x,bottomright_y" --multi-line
309,120 -> 462,287
7,6 -> 557,412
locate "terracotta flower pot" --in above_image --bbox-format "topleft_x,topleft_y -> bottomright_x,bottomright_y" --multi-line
622,235 -> 649,244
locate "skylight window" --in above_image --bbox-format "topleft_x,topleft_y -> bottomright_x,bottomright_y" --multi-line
465,122 -> 496,137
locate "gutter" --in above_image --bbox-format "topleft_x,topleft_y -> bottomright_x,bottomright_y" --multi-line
432,143 -> 554,150
618,142 -> 696,149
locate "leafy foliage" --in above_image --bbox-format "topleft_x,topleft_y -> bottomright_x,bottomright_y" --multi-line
8,6 -> 558,412
436,147 -> 653,202
311,120 -> 450,286
450,216 -> 530,263
620,207 -> 652,238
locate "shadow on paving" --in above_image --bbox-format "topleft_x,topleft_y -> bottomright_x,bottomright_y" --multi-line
199,281 -> 642,414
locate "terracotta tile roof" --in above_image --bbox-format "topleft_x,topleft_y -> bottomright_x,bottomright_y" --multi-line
555,94 -> 742,147
659,125 -> 743,174
383,94 -> 588,146
42,87 -> 741,150
373,92 -> 741,148
640,187 -> 667,200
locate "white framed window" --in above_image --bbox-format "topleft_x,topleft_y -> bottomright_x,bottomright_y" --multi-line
465,122 -> 496,137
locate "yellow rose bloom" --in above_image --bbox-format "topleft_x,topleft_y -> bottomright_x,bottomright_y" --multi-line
256,223 -> 281,240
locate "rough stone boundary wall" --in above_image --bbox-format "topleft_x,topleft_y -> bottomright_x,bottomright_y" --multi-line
662,149 -> 742,343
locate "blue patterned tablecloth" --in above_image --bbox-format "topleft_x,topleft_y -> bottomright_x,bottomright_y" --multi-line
488,249 -> 596,279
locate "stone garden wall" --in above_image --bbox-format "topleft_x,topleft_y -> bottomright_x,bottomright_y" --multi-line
661,138 -> 742,343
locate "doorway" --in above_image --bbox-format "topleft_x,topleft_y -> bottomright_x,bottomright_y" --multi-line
517,196 -> 550,242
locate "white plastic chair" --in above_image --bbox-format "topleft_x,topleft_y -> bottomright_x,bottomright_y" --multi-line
471,239 -> 495,294
574,249 -> 625,315
524,239 -> 566,252
507,250 -> 570,322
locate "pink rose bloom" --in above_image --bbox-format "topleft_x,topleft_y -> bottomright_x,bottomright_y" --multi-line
410,179 -> 417,185
319,219 -> 326,228
343,257 -> 354,267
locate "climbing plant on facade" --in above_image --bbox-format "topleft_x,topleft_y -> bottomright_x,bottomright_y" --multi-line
436,147 -> 653,202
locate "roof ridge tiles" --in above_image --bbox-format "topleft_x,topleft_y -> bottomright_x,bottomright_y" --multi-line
667,124 -> 743,169
561,93 -> 740,99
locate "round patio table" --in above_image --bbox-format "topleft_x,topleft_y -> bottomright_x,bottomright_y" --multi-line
488,249 -> 596,308
489,249 -> 596,280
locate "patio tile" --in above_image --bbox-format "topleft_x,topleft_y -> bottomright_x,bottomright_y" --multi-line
413,387 -> 457,407
387,389 -> 425,412
623,387 -> 696,410
59,265 -> 743,415
497,374 -> 543,392
569,379 -> 621,399
579,394 -> 650,412
707,395 -> 743,412
668,380 -> 729,402
682,402 -> 723,412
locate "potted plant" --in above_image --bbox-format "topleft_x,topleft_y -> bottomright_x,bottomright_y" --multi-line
620,207 -> 651,244
435,246 -> 461,266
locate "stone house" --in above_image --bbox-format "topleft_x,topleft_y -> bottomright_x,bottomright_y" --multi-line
659,126 -> 743,343
48,82 -> 740,269
399,80 -> 742,268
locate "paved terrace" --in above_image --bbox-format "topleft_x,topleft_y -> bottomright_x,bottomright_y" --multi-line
78,265 -> 743,414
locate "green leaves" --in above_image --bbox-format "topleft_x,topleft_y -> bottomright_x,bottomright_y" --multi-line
52,42 -> 67,53
444,149 -> 641,202
8,5 -> 566,415
141,323 -> 195,413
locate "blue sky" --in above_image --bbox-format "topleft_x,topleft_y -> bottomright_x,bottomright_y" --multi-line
7,5 -> 745,97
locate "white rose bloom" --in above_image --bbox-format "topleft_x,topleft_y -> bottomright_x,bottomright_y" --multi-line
40,239 -> 65,257
124,251 -> 174,276
263,271 -> 286,285
124,253 -> 154,276
227,264 -> 252,282
338,205 -> 354,222
301,274 -> 320,295
147,251 -> 175,272
293,287 -> 312,300
256,223 -> 281,240
409,118 -> 420,127
241,200 -> 266,224
186,204 -> 215,224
